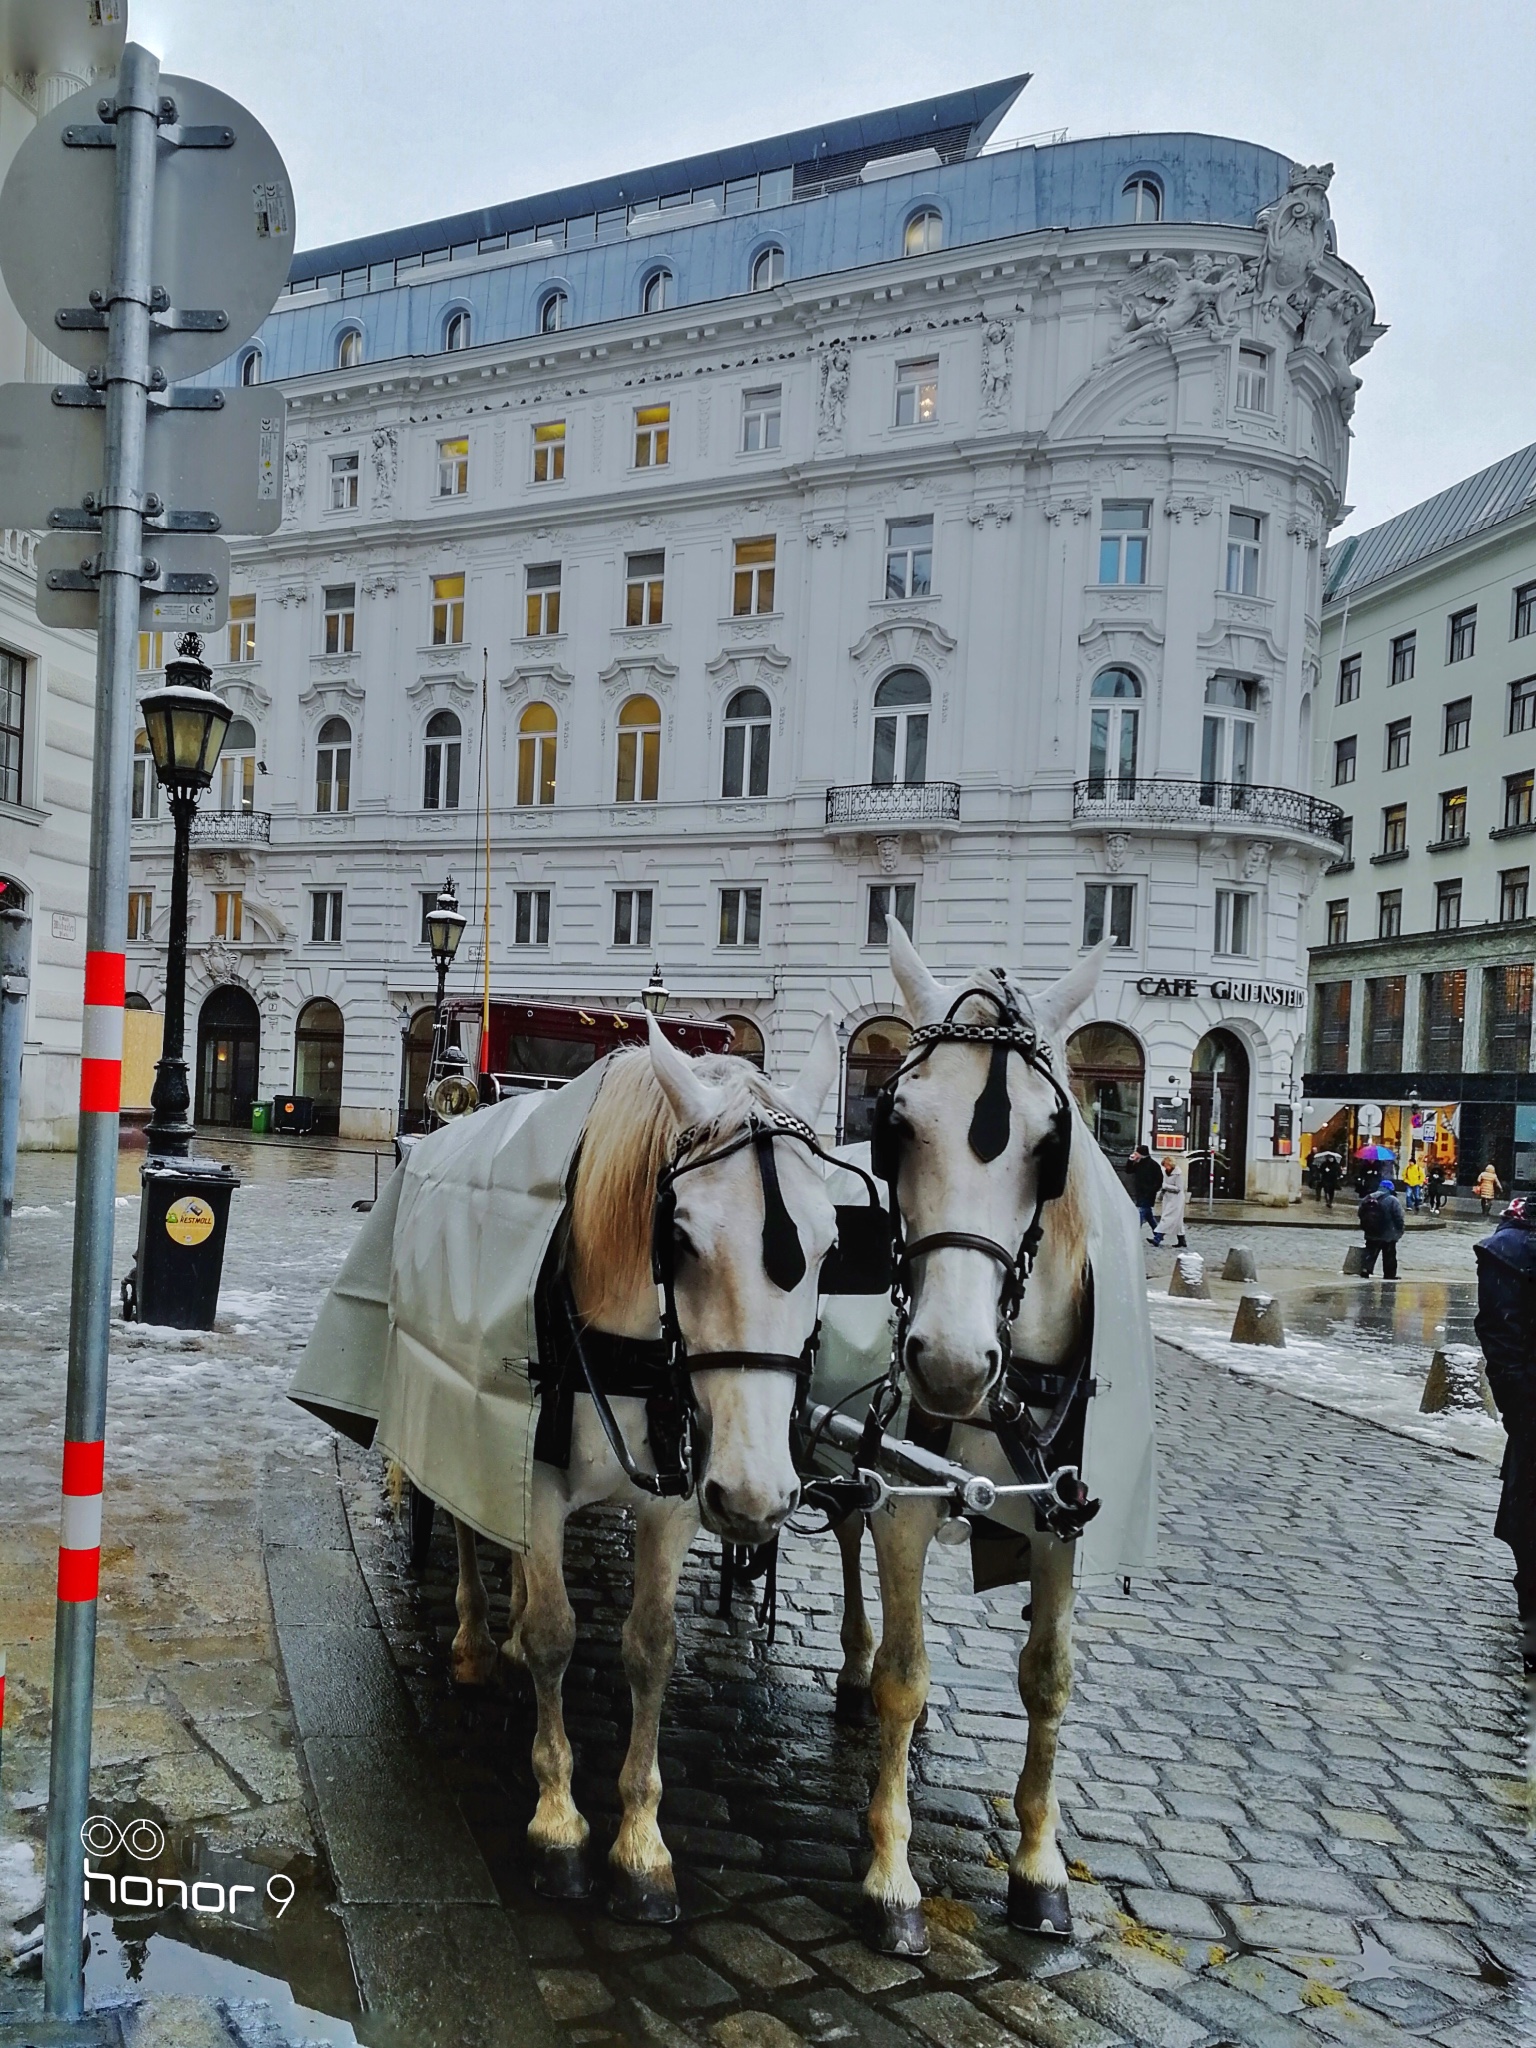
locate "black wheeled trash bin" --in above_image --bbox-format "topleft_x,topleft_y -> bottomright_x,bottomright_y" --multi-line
126,1157 -> 240,1330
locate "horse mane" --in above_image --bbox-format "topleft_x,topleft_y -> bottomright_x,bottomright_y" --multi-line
567,1045 -> 783,1328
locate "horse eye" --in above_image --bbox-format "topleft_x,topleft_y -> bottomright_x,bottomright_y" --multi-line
671,1223 -> 696,1262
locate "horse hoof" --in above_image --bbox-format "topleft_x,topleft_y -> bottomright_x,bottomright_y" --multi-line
530,1843 -> 592,1901
864,1899 -> 930,1956
1007,1875 -> 1073,1940
835,1681 -> 875,1726
450,1641 -> 497,1687
607,1865 -> 680,1924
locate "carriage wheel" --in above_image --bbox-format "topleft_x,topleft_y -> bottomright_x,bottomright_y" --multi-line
407,1482 -> 436,1569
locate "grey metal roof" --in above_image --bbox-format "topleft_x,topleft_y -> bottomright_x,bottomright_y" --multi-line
1324,440 -> 1536,603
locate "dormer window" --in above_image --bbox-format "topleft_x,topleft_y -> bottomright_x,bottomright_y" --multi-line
1119,175 -> 1162,224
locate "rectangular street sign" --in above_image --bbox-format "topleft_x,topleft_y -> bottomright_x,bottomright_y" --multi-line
35,529 -> 230,633
0,383 -> 281,535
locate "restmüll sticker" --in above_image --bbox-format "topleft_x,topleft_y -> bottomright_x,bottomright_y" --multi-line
164,1197 -> 216,1246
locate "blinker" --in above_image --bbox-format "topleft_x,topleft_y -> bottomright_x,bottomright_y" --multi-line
967,1037 -> 1013,1164
755,1131 -> 807,1293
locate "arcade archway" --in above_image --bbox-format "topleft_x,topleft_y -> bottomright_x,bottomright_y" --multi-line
196,986 -> 260,1128
1190,1028 -> 1250,1199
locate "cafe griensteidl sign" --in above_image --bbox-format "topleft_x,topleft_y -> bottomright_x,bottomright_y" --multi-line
1134,975 -> 1306,1010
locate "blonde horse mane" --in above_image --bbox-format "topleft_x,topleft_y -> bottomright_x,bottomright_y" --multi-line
567,1045 -> 783,1328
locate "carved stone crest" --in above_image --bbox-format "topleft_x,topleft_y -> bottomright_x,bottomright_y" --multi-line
1256,163 -> 1336,305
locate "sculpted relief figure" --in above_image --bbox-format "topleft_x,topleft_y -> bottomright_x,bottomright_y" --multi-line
371,425 -> 399,508
1109,252 -> 1253,355
1300,285 -> 1386,421
818,343 -> 850,441
282,441 -> 306,525
980,318 -> 1013,420
1255,162 -> 1336,305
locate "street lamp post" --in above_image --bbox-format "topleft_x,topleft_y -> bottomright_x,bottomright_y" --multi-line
424,878 -> 467,1120
640,964 -> 670,1018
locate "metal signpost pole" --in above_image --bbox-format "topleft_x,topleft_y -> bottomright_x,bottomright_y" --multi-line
42,42 -> 159,2018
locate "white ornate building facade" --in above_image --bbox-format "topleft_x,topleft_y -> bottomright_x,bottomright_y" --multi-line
126,78 -> 1377,1196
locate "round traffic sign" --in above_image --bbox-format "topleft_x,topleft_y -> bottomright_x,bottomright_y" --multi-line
0,69 -> 295,381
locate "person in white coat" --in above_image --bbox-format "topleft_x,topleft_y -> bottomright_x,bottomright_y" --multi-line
1152,1155 -> 1188,1248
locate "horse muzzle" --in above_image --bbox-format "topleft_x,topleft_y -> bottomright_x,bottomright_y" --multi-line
902,1330 -> 1004,1421
699,1477 -> 799,1547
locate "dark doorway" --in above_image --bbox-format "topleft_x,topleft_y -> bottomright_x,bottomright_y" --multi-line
196,985 -> 260,1128
1189,1028 -> 1249,1200
401,1007 -> 435,1133
295,998 -> 345,1137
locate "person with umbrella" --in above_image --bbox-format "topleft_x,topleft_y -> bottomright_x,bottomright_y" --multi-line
1313,1150 -> 1342,1210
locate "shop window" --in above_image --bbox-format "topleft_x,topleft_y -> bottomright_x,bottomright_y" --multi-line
1066,1022 -> 1145,1159
721,1015 -> 766,1068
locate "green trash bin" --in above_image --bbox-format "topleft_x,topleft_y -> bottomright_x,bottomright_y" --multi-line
251,1101 -> 271,1135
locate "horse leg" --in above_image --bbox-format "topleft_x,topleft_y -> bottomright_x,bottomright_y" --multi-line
608,1496 -> 697,1922
1008,1527 -> 1077,1937
832,1510 -> 876,1724
520,1488 -> 591,1898
450,1517 -> 497,1685
863,1499 -> 940,1955
502,1550 -> 528,1668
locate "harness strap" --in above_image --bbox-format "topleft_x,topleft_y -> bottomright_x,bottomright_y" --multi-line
686,1348 -> 813,1379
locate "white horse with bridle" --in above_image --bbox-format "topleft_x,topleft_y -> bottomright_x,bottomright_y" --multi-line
831,926 -> 1157,1952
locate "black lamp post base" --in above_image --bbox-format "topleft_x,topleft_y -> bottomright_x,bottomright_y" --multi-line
144,1052 -> 195,1160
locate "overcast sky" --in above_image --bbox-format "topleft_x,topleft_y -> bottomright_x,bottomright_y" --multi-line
129,0 -> 1532,540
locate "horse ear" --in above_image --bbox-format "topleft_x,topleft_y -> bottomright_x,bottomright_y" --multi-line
784,1015 -> 839,1127
645,1015 -> 722,1130
1032,939 -> 1110,1040
888,917 -> 945,1025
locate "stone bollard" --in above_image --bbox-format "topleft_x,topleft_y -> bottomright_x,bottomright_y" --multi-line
1222,1246 -> 1259,1283
1168,1252 -> 1210,1300
1231,1292 -> 1286,1347
1342,1246 -> 1368,1276
1420,1346 -> 1498,1417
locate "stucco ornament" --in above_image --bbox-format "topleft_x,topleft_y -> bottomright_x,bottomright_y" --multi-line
979,318 -> 1013,421
1255,162 -> 1336,304
1299,286 -> 1386,421
371,427 -> 398,508
1103,833 -> 1129,874
818,344 -> 850,441
1109,252 -> 1253,354
282,442 -> 306,525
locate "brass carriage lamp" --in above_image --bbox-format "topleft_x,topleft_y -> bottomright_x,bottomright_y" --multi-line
138,632 -> 233,795
641,964 -> 669,1017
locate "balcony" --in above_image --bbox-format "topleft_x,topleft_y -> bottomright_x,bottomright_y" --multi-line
191,810 -> 271,848
1072,778 -> 1346,849
826,782 -> 961,832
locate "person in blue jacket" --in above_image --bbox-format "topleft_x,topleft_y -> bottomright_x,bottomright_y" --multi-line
1475,1196 -> 1536,1675
1356,1175 -> 1405,1278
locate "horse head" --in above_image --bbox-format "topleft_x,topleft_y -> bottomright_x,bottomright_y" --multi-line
646,1016 -> 841,1546
881,923 -> 1105,1420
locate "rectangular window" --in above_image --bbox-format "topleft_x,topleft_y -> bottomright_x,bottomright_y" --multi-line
1363,976 -> 1406,1071
1098,501 -> 1151,586
532,420 -> 566,484
324,583 -> 356,655
0,649 -> 23,807
310,889 -> 342,943
1377,889 -> 1402,939
741,386 -> 781,453
624,550 -> 665,626
1485,964 -> 1534,1070
1504,770 -> 1534,832
1499,867 -> 1530,922
431,572 -> 465,645
634,403 -> 670,468
1516,582 -> 1536,640
1389,632 -> 1415,685
719,886 -> 763,947
1325,899 -> 1349,945
1313,980 -> 1352,1072
126,891 -> 152,942
1225,510 -> 1262,595
732,536 -> 776,616
514,888 -> 551,946
137,632 -> 164,672
1334,815 -> 1353,866
893,356 -> 938,428
1333,735 -> 1357,785
1385,717 -> 1411,770
1444,696 -> 1472,751
419,892 -> 440,946
1082,881 -> 1135,949
1421,970 -> 1466,1067
1511,677 -> 1536,735
329,451 -> 359,511
1448,606 -> 1476,662
213,890 -> 243,942
525,561 -> 562,637
1336,653 -> 1360,705
227,594 -> 257,664
436,436 -> 469,497
884,516 -> 933,600
866,882 -> 916,947
1435,879 -> 1462,931
613,887 -> 653,947
1439,789 -> 1467,843
1214,887 -> 1256,958
1381,803 -> 1408,855
1234,345 -> 1269,413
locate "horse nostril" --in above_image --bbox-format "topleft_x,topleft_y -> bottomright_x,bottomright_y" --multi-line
984,1344 -> 1003,1383
703,1479 -> 727,1523
904,1334 -> 926,1372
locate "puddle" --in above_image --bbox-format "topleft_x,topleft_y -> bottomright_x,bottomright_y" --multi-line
1282,1280 -> 1479,1376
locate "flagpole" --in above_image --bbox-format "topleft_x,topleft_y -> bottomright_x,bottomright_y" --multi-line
481,649 -> 491,1063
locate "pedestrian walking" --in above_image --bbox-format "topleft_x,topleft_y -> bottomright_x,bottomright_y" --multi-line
1477,1163 -> 1504,1217
1474,1195 -> 1536,1674
1426,1160 -> 1447,1213
1128,1146 -> 1164,1241
1403,1155 -> 1425,1212
1314,1151 -> 1341,1211
1152,1155 -> 1188,1249
1357,1175 -> 1405,1278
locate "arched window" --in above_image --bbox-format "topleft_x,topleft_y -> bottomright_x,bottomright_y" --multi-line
402,1006 -> 436,1132
539,290 -> 568,333
315,716 -> 351,813
904,208 -> 942,256
616,693 -> 660,803
1088,669 -> 1141,797
1119,175 -> 1162,225
444,309 -> 470,352
423,709 -> 462,810
218,717 -> 257,814
642,268 -> 672,315
517,701 -> 557,807
722,686 -> 771,798
132,727 -> 160,820
872,669 -> 930,787
1067,1022 -> 1145,1161
721,1014 -> 766,1069
239,347 -> 262,386
1201,673 -> 1260,798
844,1016 -> 912,1143
750,245 -> 784,292
336,327 -> 363,370
294,997 -> 345,1134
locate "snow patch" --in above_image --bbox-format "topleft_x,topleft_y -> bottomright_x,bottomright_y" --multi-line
0,1838 -> 43,1963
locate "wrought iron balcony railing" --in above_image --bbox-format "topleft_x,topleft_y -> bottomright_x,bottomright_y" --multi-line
826,782 -> 961,829
1072,777 -> 1346,846
191,810 -> 271,847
